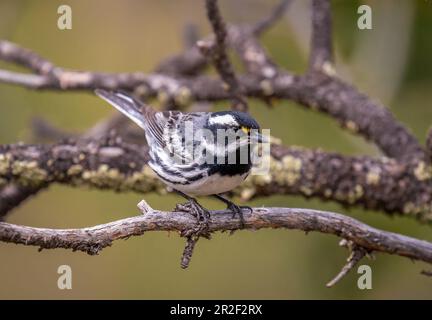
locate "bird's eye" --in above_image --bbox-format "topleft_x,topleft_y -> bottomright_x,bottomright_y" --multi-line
241,126 -> 250,134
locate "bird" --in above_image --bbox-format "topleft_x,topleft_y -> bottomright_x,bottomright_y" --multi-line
95,89 -> 266,233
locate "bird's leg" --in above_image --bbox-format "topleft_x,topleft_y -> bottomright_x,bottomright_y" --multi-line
174,190 -> 211,238
213,194 -> 252,228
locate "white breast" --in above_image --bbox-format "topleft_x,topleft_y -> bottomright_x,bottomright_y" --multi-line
166,172 -> 249,196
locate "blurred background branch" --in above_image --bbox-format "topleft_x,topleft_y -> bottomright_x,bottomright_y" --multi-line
0,42 -> 424,162
309,0 -> 333,71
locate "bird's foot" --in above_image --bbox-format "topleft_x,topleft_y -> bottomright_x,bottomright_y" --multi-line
226,202 -> 252,229
175,199 -> 211,239
173,190 -> 212,269
213,194 -> 252,230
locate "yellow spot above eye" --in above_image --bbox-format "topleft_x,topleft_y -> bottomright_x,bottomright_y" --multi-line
241,126 -> 250,134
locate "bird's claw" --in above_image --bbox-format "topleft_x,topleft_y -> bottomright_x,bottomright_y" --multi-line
226,203 -> 251,229
176,199 -> 211,239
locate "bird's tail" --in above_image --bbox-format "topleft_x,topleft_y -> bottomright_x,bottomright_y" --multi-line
95,89 -> 152,131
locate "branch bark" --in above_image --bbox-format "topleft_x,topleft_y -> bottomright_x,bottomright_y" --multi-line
0,200 -> 431,287
1,141 -> 432,222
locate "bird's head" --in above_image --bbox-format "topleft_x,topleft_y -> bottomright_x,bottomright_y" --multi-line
207,111 -> 266,143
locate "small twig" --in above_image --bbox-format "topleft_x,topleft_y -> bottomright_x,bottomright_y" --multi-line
0,40 -> 55,75
0,184 -> 47,219
326,241 -> 368,287
309,0 -> 333,72
205,0 -> 248,111
81,113 -> 130,140
0,69 -> 51,88
181,236 -> 199,269
420,270 -> 432,277
426,127 -> 432,164
183,23 -> 200,49
155,26 -> 209,76
252,0 -> 293,36
228,26 -> 279,80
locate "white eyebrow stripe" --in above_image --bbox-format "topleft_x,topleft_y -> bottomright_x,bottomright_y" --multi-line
208,114 -> 238,126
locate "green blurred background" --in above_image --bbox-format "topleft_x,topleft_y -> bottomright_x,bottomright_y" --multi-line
0,0 -> 431,299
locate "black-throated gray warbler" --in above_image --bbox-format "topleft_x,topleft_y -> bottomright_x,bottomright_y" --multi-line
95,89 -> 266,229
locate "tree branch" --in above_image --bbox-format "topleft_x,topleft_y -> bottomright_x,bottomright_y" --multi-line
252,0 -> 293,36
1,141 -> 432,221
0,114 -> 138,218
155,0 -> 290,79
155,26 -> 208,77
0,200 -> 431,286
309,0 -> 333,72
426,127 -> 432,163
274,72 -> 425,162
228,26 -> 279,80
326,240 -> 368,287
0,38 -> 423,162
205,0 -> 248,111
0,40 -> 55,75
0,184 -> 47,220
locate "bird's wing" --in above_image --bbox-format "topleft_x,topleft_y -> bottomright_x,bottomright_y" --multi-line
95,89 -> 166,147
158,111 -> 208,164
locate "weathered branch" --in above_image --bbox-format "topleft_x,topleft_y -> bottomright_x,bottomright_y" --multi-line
0,38 -> 423,162
1,141 -> 432,221
0,200 -> 431,287
272,72 -> 425,162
